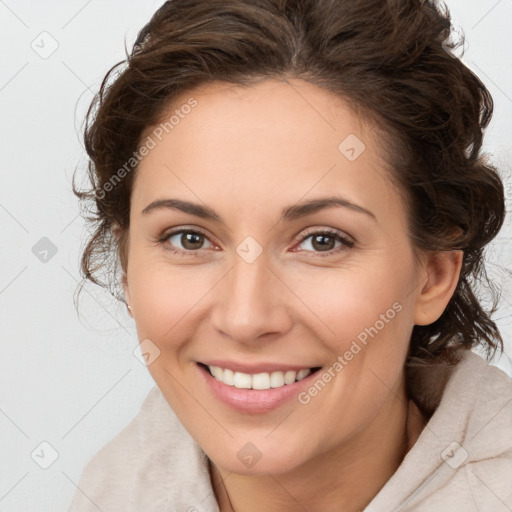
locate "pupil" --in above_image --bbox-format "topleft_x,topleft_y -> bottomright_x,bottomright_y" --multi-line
183,232 -> 202,250
313,234 -> 333,251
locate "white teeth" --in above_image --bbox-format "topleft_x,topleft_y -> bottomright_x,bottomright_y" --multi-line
296,369 -> 311,381
234,372 -> 252,389
252,373 -> 270,390
270,371 -> 285,388
284,370 -> 296,385
207,365 -> 313,389
211,366 -> 223,380
223,368 -> 235,386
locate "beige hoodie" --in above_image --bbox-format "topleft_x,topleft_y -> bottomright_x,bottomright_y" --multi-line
68,350 -> 512,511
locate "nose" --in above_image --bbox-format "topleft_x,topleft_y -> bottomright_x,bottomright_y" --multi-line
209,250 -> 293,346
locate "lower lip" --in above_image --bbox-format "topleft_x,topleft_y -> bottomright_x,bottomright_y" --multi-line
197,364 -> 320,414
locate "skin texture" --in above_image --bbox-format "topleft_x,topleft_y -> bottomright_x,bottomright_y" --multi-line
122,78 -> 463,511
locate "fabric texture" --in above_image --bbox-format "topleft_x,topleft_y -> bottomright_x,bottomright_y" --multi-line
68,350 -> 512,512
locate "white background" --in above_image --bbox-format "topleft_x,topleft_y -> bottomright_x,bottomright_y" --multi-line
1,1 -> 511,510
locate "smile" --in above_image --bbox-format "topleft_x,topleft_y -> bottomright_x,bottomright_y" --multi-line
196,361 -> 323,413
207,365 -> 314,390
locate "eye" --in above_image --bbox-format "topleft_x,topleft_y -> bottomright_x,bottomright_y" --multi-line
159,229 -> 214,255
293,229 -> 354,256
158,227 -> 354,257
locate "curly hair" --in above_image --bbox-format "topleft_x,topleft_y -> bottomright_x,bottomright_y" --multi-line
74,0 -> 506,369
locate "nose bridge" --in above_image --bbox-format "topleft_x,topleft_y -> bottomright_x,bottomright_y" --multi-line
211,246 -> 291,342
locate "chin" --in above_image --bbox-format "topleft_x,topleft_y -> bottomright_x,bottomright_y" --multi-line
208,438 -> 310,476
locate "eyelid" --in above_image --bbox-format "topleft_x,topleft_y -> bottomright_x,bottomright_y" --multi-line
293,226 -> 354,246
291,227 -> 354,256
158,226 -> 354,256
158,227 -> 217,253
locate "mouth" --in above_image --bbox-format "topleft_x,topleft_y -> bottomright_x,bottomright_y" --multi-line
196,361 -> 322,413
199,363 -> 322,390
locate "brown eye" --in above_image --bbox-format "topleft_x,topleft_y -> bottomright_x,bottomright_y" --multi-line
296,229 -> 354,256
161,230 -> 213,253
310,233 -> 336,251
180,232 -> 205,250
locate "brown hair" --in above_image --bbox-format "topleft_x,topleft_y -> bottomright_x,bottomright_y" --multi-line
74,0 -> 506,368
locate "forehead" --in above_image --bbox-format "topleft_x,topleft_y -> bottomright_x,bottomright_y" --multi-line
133,79 -> 404,227
153,78 -> 370,153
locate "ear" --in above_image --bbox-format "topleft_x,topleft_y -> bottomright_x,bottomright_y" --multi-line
113,222 -> 132,317
413,250 -> 463,326
122,273 -> 133,317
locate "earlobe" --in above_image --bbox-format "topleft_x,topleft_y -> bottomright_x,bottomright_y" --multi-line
116,224 -> 131,317
413,250 -> 463,326
122,273 -> 133,317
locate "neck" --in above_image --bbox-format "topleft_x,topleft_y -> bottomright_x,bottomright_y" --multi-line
211,377 -> 426,512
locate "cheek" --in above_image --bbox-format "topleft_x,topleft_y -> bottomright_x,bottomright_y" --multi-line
128,253 -> 226,358
128,257 -> 198,340
290,261 -> 413,352
280,268 -> 414,454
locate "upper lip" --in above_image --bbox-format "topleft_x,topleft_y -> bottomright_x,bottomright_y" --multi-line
199,360 -> 319,374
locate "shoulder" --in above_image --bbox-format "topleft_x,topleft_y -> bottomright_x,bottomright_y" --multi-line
366,350 -> 512,512
462,350 -> 512,457
421,351 -> 512,511
67,386 -> 217,512
460,352 -> 512,510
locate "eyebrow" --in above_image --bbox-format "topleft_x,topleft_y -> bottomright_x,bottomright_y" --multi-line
141,196 -> 376,223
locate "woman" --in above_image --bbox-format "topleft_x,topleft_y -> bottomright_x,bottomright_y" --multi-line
68,0 -> 512,510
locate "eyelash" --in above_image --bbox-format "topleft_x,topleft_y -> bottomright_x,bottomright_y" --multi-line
158,228 -> 354,258
293,228 -> 355,256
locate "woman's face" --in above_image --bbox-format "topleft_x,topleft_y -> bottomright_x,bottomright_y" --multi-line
124,78 -> 428,475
